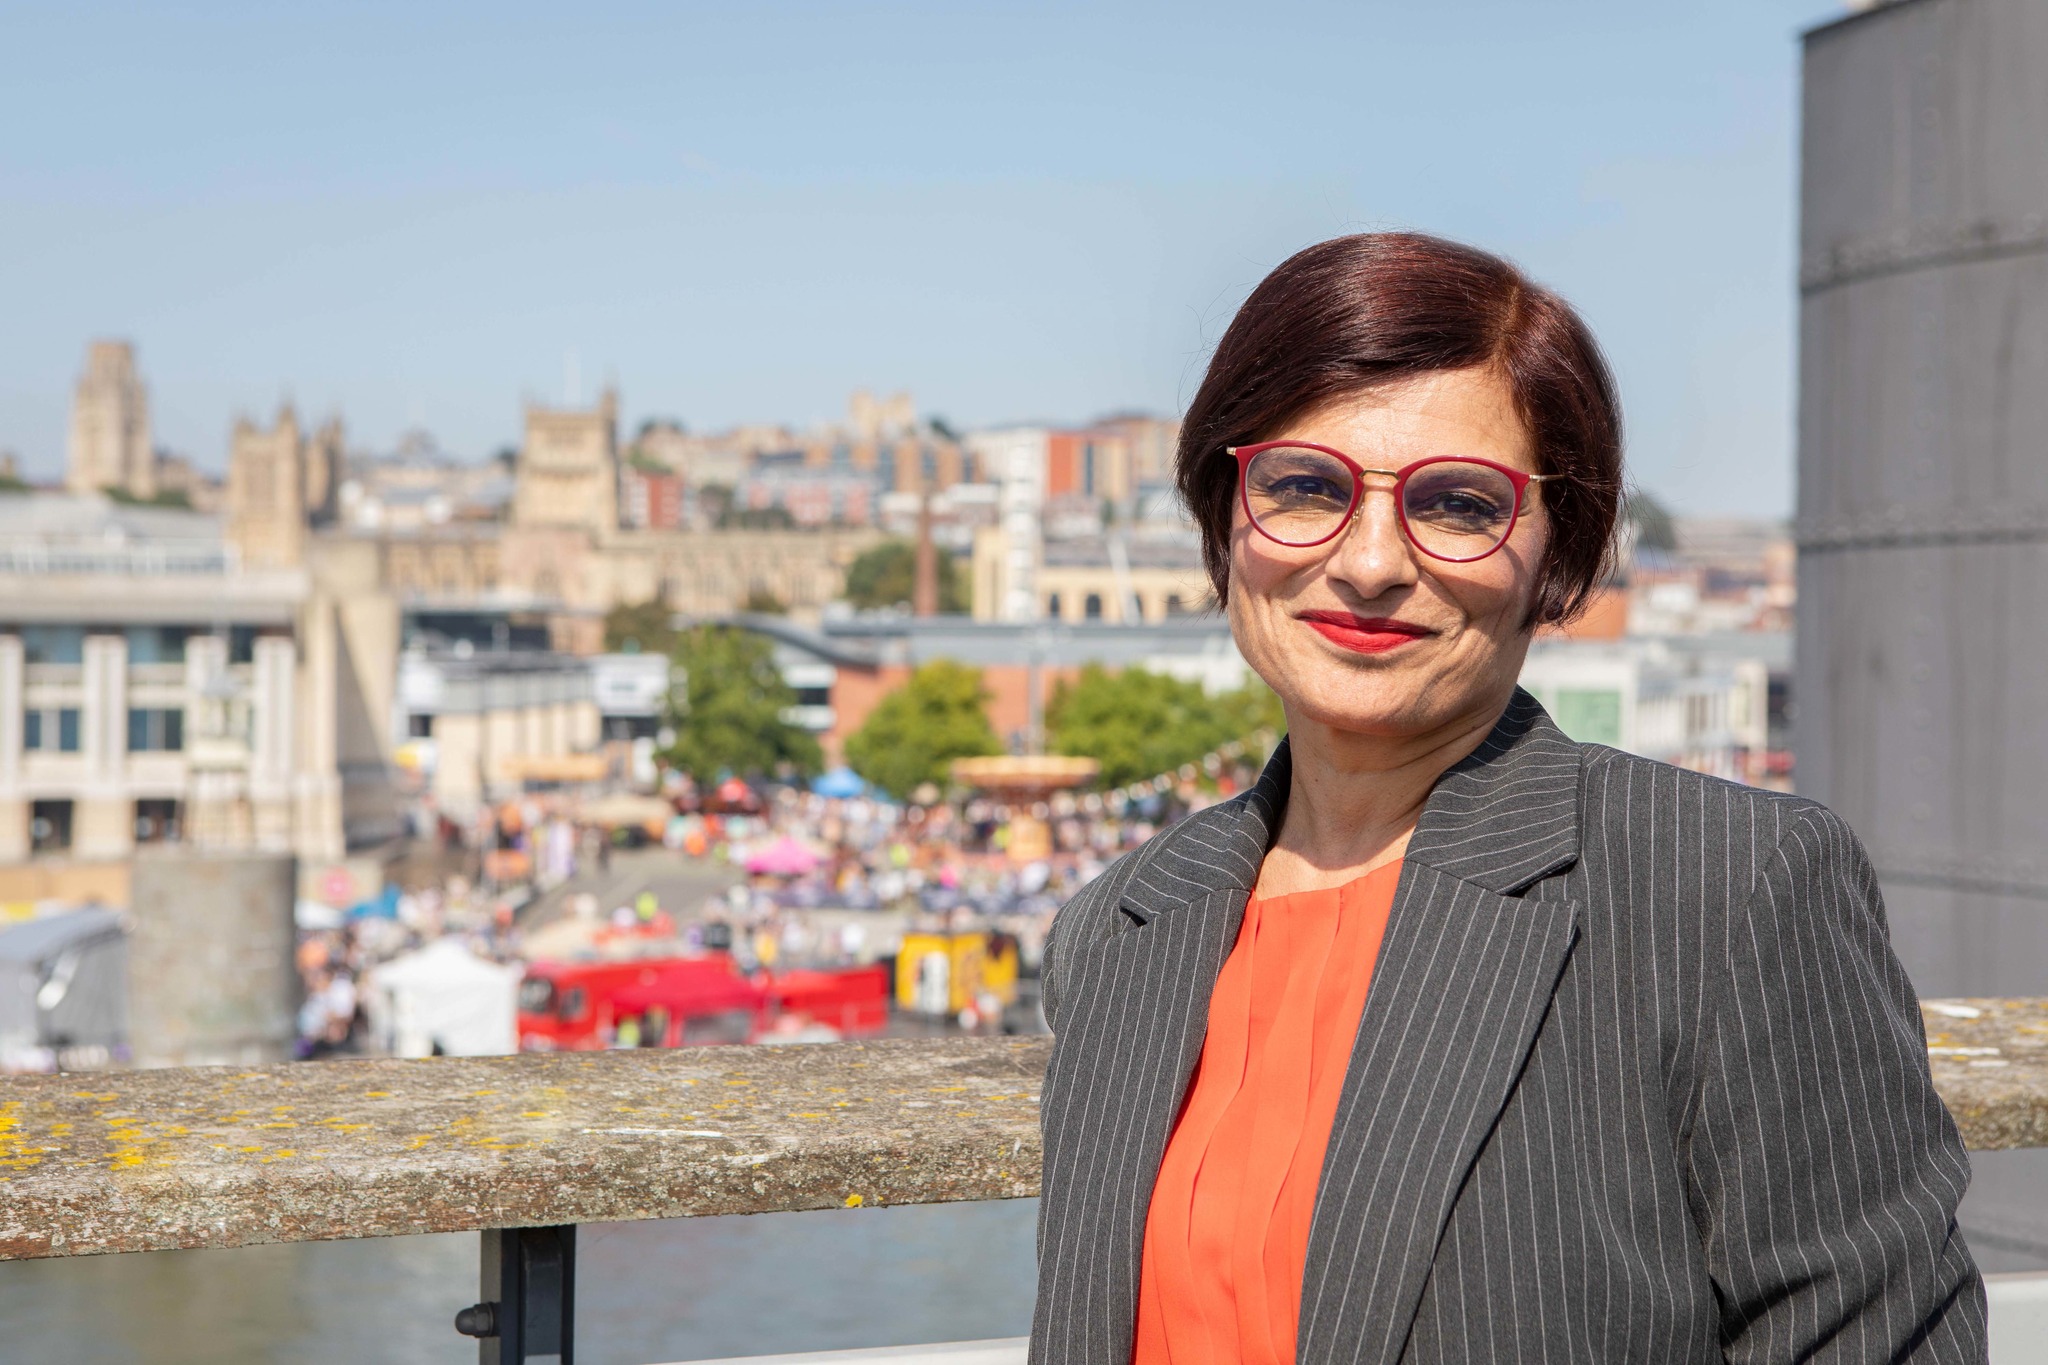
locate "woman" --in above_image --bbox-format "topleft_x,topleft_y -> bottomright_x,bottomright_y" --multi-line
1032,234 -> 1984,1365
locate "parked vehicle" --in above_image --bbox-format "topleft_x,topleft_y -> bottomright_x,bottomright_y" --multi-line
517,952 -> 889,1051
893,929 -> 1019,1020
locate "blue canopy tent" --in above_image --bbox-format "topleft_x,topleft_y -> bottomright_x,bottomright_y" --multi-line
810,768 -> 867,799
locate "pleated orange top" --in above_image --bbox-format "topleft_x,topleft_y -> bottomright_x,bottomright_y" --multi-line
1133,860 -> 1402,1365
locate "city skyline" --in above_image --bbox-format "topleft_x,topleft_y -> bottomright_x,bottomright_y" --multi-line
1,1 -> 1843,516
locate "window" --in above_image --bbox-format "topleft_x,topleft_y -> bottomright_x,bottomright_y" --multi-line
1046,593 -> 1062,620
228,626 -> 259,665
1084,593 -> 1105,620
25,708 -> 81,753
30,800 -> 72,853
128,708 -> 185,752
518,978 -> 557,1015
1165,594 -> 1186,617
408,713 -> 435,739
135,798 -> 181,844
125,626 -> 192,665
20,627 -> 83,665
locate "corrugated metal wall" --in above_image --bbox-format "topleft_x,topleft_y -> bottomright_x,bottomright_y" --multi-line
1799,0 -> 2048,997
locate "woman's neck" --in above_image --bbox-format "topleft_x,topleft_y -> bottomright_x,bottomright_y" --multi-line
1257,693 -> 1510,898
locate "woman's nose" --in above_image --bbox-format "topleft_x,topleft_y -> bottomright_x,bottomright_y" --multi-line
1324,487 -> 1420,597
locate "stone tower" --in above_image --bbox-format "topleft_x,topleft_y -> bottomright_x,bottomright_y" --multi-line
67,340 -> 156,499
226,406 -> 307,570
513,389 -> 619,533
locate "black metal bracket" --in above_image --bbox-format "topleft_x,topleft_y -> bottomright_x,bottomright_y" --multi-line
456,1224 -> 576,1363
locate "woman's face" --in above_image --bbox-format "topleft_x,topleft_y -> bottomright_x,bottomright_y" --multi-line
1226,365 -> 1550,743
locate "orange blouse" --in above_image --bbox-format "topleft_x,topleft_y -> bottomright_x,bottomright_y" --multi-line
1133,861 -> 1402,1365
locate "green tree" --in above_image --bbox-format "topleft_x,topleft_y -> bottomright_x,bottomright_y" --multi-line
604,597 -> 677,655
103,485 -> 192,509
844,659 -> 1000,798
841,539 -> 968,613
662,625 -> 821,785
1213,676 -> 1287,742
1048,666 -> 1280,790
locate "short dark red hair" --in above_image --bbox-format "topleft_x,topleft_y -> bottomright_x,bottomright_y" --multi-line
1176,232 -> 1623,624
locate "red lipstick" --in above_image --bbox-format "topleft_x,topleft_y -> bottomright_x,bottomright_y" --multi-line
1297,611 -> 1434,654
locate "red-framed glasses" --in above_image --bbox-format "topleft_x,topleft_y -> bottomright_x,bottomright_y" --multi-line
1228,442 -> 1553,564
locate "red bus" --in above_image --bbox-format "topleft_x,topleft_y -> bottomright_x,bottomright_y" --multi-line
517,954 -> 890,1051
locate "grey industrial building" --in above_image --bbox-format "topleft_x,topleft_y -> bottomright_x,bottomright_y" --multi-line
1799,0 -> 2048,998
1799,0 -> 2048,1267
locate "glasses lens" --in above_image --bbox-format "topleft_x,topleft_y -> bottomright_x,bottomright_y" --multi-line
1401,460 -> 1521,560
1243,446 -> 1356,545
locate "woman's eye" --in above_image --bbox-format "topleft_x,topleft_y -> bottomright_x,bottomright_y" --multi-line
1266,476 -> 1346,502
1412,490 -> 1505,522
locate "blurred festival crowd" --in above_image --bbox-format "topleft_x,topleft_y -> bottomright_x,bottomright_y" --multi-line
291,765 -> 1253,1057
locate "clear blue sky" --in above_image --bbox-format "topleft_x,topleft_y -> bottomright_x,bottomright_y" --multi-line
0,0 -> 1842,515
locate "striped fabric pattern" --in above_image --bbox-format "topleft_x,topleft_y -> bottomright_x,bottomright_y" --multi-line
1033,689 -> 1986,1364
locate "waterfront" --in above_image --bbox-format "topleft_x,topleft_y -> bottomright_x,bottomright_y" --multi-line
0,1198 -> 1038,1365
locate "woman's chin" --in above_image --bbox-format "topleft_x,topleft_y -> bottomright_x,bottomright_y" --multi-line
1276,680 -> 1444,741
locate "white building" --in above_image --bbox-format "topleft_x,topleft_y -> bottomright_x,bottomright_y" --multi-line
967,428 -> 1048,624
0,495 -> 400,866
1518,635 -> 1782,784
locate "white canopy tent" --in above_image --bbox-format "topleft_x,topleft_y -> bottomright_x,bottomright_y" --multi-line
365,938 -> 522,1058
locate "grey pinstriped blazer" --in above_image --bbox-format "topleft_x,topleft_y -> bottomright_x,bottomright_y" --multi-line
1033,689 -> 1986,1364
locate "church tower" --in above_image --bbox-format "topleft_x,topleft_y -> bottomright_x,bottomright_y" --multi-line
513,388 -> 619,534
66,340 -> 156,499
225,406 -> 308,570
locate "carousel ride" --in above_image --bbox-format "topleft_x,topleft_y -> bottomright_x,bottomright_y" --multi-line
948,754 -> 1101,863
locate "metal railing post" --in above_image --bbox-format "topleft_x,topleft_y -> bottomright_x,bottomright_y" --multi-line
458,1224 -> 577,1363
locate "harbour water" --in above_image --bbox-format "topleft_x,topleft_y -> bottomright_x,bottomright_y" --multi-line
0,1199 -> 1039,1365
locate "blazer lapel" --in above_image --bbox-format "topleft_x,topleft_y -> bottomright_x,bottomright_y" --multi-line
1037,689 -> 1583,1365
1297,689 -> 1585,1365
1032,762 -> 1282,1365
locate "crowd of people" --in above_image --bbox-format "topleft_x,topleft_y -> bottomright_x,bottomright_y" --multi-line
290,760 -> 1266,1055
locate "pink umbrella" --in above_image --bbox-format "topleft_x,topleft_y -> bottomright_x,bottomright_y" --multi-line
744,835 -> 822,877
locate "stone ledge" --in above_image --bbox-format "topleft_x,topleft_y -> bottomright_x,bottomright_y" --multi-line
0,1037 -> 1049,1260
1922,998 -> 2048,1151
5,1000 -> 2045,1262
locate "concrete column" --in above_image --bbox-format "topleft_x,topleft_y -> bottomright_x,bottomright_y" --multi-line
287,600 -> 344,863
0,635 -> 26,863
128,850 -> 298,1067
76,634 -> 132,860
251,635 -> 298,852
81,634 -> 127,786
0,634 -> 22,795
252,636 -> 298,796
184,632 -> 226,700
548,701 -> 573,756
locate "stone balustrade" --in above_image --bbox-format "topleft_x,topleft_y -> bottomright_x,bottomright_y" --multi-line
1,1001 -> 2044,1263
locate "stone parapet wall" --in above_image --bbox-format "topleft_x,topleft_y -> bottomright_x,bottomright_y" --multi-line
4,1003 -> 2042,1264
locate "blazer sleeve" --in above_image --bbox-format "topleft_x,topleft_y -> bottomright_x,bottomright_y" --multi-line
1684,803 -> 1987,1363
